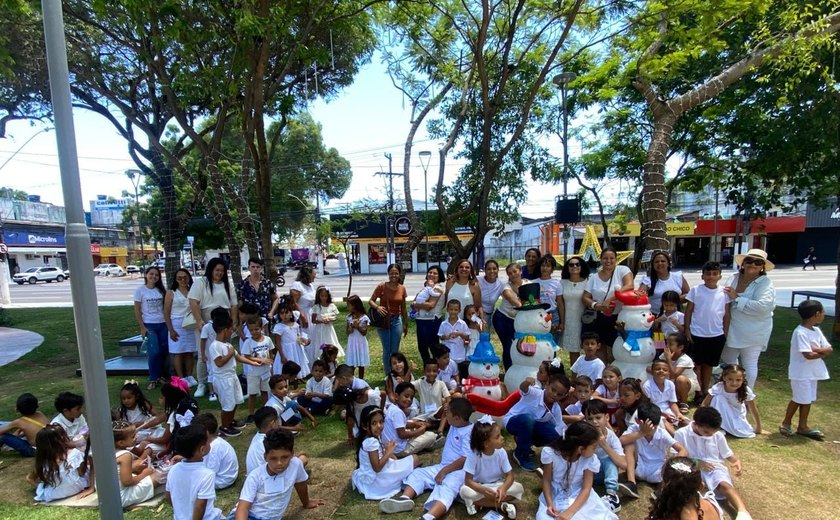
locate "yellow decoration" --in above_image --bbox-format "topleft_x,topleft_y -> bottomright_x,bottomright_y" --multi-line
556,225 -> 634,266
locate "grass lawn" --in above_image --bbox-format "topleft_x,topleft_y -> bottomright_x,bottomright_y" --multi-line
0,305 -> 838,520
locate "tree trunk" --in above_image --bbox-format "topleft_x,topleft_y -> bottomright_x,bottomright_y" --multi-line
640,106 -> 677,252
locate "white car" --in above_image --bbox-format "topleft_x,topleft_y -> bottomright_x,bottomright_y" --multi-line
94,263 -> 126,277
13,266 -> 66,284
125,265 -> 141,275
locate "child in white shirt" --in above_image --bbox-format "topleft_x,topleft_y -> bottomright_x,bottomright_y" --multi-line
415,360 -> 451,433
583,400 -> 626,513
241,314 -> 274,422
654,290 -> 685,337
192,413 -> 238,489
51,392 -> 88,449
438,300 -> 470,363
570,333 -> 606,386
166,424 -> 221,520
563,375 -> 593,423
660,332 -> 700,411
382,382 -> 438,457
459,419 -> 523,518
684,261 -> 730,396
297,360 -> 334,415
434,346 -> 460,392
642,359 -> 688,434
246,406 -> 280,475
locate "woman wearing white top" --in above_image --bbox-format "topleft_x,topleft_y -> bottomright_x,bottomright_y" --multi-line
133,267 -> 169,390
164,268 -> 196,386
444,259 -> 482,321
188,257 -> 239,397
535,255 -> 565,345
561,256 -> 590,366
638,251 -> 690,313
721,249 -> 776,389
414,266 -> 447,364
492,263 -> 527,370
477,259 -> 505,331
286,265 -> 318,364
581,247 -> 634,361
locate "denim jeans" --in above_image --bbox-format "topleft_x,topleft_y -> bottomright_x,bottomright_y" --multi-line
505,413 -> 560,461
376,316 -> 403,374
144,322 -> 170,381
416,317 -> 442,365
0,432 -> 36,457
493,312 -> 516,370
297,396 -> 334,416
595,451 -> 619,494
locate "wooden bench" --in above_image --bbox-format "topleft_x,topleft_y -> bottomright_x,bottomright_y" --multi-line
790,290 -> 836,308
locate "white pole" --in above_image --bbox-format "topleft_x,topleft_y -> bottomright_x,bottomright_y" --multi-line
41,2 -> 124,517
0,257 -> 11,305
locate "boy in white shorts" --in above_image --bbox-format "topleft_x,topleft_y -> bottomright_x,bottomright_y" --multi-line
379,397 -> 475,520
781,300 -> 833,440
675,407 -> 753,520
618,401 -> 687,498
241,313 -> 274,423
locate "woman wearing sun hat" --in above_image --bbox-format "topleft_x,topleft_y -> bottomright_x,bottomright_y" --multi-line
721,248 -> 776,388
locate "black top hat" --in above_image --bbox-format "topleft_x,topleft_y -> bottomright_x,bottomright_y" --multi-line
514,283 -> 550,311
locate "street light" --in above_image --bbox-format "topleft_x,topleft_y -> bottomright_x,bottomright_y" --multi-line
418,150 -> 432,268
552,71 -> 576,257
126,169 -> 145,273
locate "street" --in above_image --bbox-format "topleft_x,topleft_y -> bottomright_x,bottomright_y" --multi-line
3,263 -> 837,315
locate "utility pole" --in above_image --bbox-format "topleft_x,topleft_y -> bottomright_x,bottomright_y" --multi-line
376,153 -> 403,266
126,169 -> 144,272
419,151 -> 432,269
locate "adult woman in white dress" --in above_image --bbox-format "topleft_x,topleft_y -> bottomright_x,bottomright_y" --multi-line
638,251 -> 690,313
561,256 -> 589,366
188,257 -> 239,397
444,259 -> 482,320
477,259 -> 505,330
581,247 -> 635,362
287,265 -> 318,366
492,263 -> 527,371
721,248 -> 776,389
164,268 -> 196,386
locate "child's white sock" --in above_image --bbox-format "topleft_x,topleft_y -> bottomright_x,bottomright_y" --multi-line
422,514 -> 435,520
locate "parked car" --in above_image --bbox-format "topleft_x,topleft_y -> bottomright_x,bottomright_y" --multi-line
94,263 -> 126,277
13,266 -> 66,284
125,265 -> 141,275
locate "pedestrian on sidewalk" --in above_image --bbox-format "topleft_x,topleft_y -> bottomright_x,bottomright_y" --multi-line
802,246 -> 817,270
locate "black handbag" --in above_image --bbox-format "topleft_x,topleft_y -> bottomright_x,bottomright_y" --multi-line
368,283 -> 391,329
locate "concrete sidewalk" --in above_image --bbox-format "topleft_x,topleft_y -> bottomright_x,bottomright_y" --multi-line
0,327 -> 44,367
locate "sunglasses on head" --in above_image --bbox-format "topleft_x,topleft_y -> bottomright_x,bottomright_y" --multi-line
742,257 -> 765,266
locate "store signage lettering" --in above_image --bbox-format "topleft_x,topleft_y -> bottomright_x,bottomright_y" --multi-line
2,231 -> 66,247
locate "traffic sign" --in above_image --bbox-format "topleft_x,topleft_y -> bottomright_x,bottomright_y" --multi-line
187,235 -> 195,244
394,216 -> 412,236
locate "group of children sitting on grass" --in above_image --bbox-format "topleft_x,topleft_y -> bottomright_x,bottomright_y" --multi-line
0,296 -> 832,520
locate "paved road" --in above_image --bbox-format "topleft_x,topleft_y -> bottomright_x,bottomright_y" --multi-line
4,263 -> 837,315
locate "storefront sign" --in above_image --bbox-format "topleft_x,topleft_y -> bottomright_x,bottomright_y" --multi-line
595,222 -> 695,237
2,231 -> 66,247
90,243 -> 101,254
394,216 -> 412,236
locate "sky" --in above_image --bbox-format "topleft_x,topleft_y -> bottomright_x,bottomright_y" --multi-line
0,54 -> 594,220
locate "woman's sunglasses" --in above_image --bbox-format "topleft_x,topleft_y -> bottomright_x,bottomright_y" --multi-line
566,262 -> 581,267
742,257 -> 765,266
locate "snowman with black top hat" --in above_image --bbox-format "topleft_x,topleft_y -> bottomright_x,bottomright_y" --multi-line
503,283 -> 559,391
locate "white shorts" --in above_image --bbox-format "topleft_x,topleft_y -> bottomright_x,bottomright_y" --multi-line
403,465 -> 465,511
700,464 -> 732,494
459,481 -> 524,505
791,379 -> 818,405
636,460 -> 664,484
213,374 -> 244,412
247,373 -> 270,395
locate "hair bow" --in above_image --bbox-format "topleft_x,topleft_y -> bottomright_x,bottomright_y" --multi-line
175,409 -> 195,428
123,379 -> 137,386
550,358 -> 563,368
320,343 -> 329,351
169,376 -> 190,394
670,460 -> 693,473
478,414 -> 496,425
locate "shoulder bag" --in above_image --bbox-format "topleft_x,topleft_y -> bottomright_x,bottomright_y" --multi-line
368,283 -> 390,329
582,274 -> 613,325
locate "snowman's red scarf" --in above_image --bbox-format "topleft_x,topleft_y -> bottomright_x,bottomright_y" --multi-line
462,376 -> 501,393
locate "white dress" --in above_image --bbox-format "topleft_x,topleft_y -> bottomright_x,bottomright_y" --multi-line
345,314 -> 370,367
561,278 -> 587,352
272,322 -> 311,378
707,382 -> 757,438
351,437 -> 416,500
536,448 -> 618,520
310,303 -> 344,360
291,281 -> 317,356
34,448 -> 90,502
446,281 -> 474,319
168,289 -> 196,354
115,449 -> 155,507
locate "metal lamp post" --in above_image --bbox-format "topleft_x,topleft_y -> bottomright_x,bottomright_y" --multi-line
552,71 -> 576,257
126,169 -> 145,272
418,150 -> 432,269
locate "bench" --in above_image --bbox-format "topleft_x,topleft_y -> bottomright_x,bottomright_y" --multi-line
790,290 -> 836,308
76,335 -> 148,377
119,335 -> 145,357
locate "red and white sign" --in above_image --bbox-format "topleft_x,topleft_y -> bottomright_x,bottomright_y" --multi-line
90,244 -> 101,254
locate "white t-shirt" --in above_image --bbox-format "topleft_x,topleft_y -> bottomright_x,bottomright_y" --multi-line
416,378 -> 450,414
659,311 -> 685,337
201,321 -> 217,347
642,378 -> 678,413
503,385 -> 566,437
382,403 -> 409,453
437,359 -> 459,387
535,277 -> 563,312
241,336 -> 273,379
463,447 -> 512,484
658,352 -> 699,389
188,278 -> 238,313
209,340 -> 236,377
585,266 -> 632,304
238,458 -> 308,520
440,423 -> 474,465
540,448 -> 600,500
789,325 -> 831,380
686,284 -> 727,337
246,432 -> 266,475
595,428 -> 624,460
166,461 -> 221,520
438,319 -> 470,362
305,376 -> 333,398
640,271 -> 685,313
133,285 -> 166,323
204,437 -> 238,489
624,422 -> 677,468
415,284 -> 445,320
51,413 -> 88,440
570,356 -> 606,383
675,423 -> 733,465
478,276 -> 506,316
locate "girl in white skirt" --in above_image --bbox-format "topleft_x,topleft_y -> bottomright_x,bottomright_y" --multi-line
537,421 -> 618,520
272,300 -> 311,379
310,286 -> 345,362
701,364 -> 763,438
345,295 -> 371,380
164,268 -> 197,385
352,405 -> 419,500
112,420 -> 162,508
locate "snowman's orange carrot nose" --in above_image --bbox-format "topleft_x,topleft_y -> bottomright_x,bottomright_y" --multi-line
646,315 -> 656,323
544,313 -> 552,322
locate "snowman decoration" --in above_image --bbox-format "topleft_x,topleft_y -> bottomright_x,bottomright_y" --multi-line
462,332 -> 505,400
612,289 -> 656,381
504,284 -> 558,391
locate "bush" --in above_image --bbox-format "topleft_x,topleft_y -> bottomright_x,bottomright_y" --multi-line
0,307 -> 13,327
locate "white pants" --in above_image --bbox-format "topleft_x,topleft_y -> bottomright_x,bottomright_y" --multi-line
721,345 -> 763,389
459,481 -> 524,508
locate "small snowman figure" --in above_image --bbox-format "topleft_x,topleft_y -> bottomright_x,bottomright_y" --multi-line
463,332 -> 505,400
504,284 -> 558,391
612,289 -> 656,381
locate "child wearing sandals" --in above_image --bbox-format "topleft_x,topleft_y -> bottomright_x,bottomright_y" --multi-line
701,364 -> 763,438
780,300 -> 833,440
352,406 -> 420,500
646,457 -> 725,520
459,418 -> 523,519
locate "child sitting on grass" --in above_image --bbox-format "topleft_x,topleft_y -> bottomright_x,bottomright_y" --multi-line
113,420 -> 163,508
191,413 -> 238,490
459,418 -> 523,519
166,423 -> 222,520
0,393 -> 48,457
265,376 -> 317,434
51,391 -> 88,448
33,424 -> 94,502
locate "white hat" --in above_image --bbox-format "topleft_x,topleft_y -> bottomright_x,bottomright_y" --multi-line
734,248 -> 774,271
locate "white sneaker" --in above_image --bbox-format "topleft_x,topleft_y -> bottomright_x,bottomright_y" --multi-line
379,497 -> 414,514
501,502 -> 517,519
208,393 -> 218,402
185,376 -> 198,387
194,384 -> 206,397
465,503 -> 477,515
